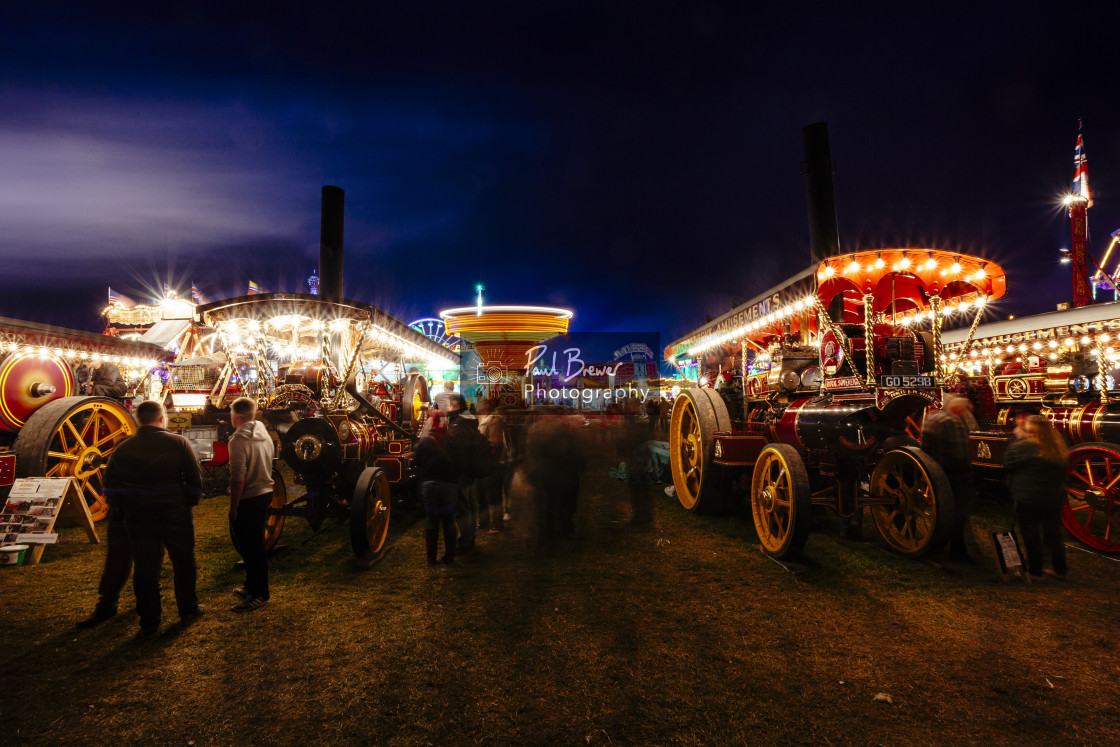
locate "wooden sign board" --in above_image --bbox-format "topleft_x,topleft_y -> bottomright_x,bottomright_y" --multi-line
991,530 -> 1026,582
1,477 -> 98,565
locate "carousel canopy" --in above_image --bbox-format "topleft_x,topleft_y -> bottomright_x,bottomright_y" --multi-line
197,293 -> 459,367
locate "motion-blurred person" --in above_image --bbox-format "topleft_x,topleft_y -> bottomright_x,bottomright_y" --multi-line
658,396 -> 672,432
414,411 -> 459,565
1004,415 -> 1069,581
921,394 -> 977,561
446,393 -> 488,553
525,406 -> 584,548
104,401 -> 203,637
644,395 -> 659,434
227,397 -> 274,611
433,380 -> 456,412
476,398 -> 507,532
619,396 -> 653,526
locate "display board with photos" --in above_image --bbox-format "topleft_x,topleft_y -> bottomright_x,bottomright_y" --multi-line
0,477 -> 98,564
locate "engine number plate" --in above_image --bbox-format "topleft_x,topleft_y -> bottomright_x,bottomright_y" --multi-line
878,374 -> 936,388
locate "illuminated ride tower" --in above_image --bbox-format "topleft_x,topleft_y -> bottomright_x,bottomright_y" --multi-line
440,305 -> 573,406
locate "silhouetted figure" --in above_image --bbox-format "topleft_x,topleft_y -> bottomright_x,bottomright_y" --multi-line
414,411 -> 459,566
525,407 -> 583,549
1005,415 -> 1069,581
921,395 -> 977,561
74,506 -> 132,629
476,398 -> 506,532
105,401 -> 203,637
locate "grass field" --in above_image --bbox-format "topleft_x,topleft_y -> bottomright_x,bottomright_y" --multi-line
3,433 -> 1120,745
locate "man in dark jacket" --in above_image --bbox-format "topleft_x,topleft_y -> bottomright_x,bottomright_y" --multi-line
920,395 -> 977,561
105,400 -> 203,636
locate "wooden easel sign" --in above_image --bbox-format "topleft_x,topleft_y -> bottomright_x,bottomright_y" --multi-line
991,530 -> 1026,582
0,477 -> 98,565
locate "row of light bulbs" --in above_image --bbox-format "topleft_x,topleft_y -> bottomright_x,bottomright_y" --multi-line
5,342 -> 160,369
822,254 -> 987,281
685,296 -> 820,356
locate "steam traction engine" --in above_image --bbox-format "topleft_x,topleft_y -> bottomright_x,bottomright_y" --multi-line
667,249 -> 1007,559
0,316 -> 171,518
941,302 -> 1120,554
195,294 -> 454,561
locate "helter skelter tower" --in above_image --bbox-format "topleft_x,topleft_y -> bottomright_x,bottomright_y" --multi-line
441,304 -> 573,405
1067,122 -> 1094,307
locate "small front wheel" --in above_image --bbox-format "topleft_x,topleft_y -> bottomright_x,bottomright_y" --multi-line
750,444 -> 811,559
350,467 -> 391,559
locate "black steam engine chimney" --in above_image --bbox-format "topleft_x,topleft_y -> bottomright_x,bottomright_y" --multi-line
801,123 -> 840,265
319,186 -> 345,303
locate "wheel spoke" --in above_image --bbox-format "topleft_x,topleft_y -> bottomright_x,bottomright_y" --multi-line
47,451 -> 79,461
95,424 -> 129,448
1084,460 -> 1096,486
64,419 -> 87,449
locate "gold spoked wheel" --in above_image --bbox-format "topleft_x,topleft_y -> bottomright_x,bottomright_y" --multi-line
350,466 -> 391,558
750,443 -> 811,559
669,388 -> 729,513
13,396 -> 136,522
264,467 -> 288,551
869,447 -> 952,557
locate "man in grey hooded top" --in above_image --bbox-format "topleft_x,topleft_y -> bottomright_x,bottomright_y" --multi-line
228,397 -> 275,611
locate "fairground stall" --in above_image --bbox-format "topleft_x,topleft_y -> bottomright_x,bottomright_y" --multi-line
0,316 -> 172,520
666,248 -> 1006,559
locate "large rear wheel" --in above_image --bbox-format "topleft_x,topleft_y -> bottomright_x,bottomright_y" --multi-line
1064,442 -> 1120,553
668,388 -> 730,513
350,467 -> 391,559
869,447 -> 953,557
13,396 -> 136,521
750,444 -> 812,559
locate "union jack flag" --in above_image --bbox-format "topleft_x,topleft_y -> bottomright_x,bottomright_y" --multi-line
107,287 -> 134,308
247,280 -> 267,295
1074,129 -> 1093,207
191,283 -> 205,303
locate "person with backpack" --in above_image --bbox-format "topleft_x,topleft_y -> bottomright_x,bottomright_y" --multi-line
413,411 -> 459,566
445,393 -> 493,554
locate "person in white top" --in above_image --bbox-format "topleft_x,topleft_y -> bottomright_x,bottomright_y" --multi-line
228,397 -> 275,611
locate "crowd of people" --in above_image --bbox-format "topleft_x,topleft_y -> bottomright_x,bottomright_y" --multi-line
414,382 -> 587,564
74,381 -> 1073,638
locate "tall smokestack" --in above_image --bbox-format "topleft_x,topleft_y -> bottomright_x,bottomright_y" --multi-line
801,123 -> 840,265
319,186 -> 345,302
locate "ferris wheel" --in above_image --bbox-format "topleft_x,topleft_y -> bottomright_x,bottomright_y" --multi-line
408,317 -> 461,352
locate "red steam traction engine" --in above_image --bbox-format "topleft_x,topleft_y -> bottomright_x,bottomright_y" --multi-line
0,316 -> 172,518
194,293 -> 453,561
941,301 -> 1120,554
666,249 -> 1006,559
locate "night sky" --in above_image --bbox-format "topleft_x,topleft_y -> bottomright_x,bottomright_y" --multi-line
3,2 -> 1120,348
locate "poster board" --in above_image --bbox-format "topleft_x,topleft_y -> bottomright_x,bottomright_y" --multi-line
991,530 -> 1026,582
1,477 -> 98,564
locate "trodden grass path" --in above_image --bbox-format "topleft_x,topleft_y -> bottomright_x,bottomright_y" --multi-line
3,432 -> 1119,745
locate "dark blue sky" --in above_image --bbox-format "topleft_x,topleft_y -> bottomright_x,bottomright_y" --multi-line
3,2 -> 1120,346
